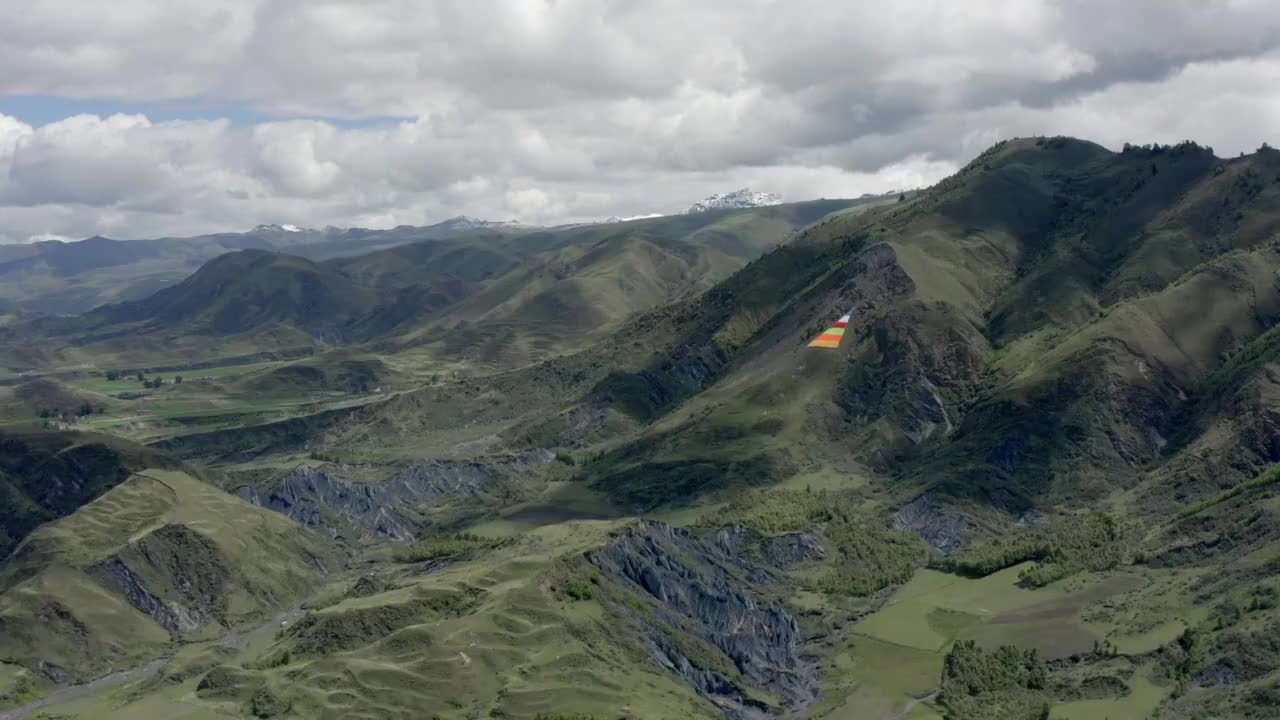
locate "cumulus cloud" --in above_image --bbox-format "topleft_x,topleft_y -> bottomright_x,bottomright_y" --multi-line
1,0 -> 1279,242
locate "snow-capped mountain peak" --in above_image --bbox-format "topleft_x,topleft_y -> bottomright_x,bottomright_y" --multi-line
686,188 -> 783,214
252,223 -> 305,233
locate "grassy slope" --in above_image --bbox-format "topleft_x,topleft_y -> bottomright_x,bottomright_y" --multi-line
288,141 -> 1280,517
570,140 -> 1280,517
0,202 -> 870,451
383,200 -> 870,369
0,468 -> 335,683
25,522 -> 721,720
0,428 -> 180,559
17,140 -> 1280,718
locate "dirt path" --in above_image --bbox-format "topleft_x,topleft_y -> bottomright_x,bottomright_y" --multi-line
0,606 -> 304,720
0,658 -> 168,720
888,690 -> 940,720
220,606 -> 304,650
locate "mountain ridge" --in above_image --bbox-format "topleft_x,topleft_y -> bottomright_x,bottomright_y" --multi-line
0,198 -> 877,369
8,137 -> 1280,719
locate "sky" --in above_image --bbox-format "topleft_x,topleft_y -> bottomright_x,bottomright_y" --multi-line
1,0 -> 1278,244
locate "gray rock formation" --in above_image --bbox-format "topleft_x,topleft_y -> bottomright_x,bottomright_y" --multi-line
234,450 -> 554,541
762,532 -> 827,566
88,557 -> 207,633
891,492 -> 973,555
591,521 -> 815,719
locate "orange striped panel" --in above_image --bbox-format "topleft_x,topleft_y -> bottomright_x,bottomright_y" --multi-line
808,313 -> 852,349
809,335 -> 842,348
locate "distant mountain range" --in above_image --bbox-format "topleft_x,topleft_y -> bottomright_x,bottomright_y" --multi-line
0,183 -> 906,328
0,192 -> 812,317
0,198 -> 881,369
0,216 -> 537,316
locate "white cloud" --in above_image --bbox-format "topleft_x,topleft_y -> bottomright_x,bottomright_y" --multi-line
0,1 -> 1278,242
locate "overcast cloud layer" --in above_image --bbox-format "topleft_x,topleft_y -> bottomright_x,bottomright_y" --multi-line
1,0 -> 1279,243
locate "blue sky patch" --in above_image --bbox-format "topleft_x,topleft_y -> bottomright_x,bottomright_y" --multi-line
0,95 -> 412,128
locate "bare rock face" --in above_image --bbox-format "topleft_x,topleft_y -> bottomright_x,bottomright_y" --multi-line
234,450 -> 554,541
762,532 -> 827,566
590,521 -> 816,719
89,557 -> 207,633
87,524 -> 229,634
891,492 -> 973,555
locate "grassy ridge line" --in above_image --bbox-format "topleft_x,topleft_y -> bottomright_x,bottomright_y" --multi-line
1175,464 -> 1280,520
1195,320 -> 1280,398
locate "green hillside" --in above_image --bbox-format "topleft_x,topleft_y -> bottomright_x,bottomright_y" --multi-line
0,428 -> 180,558
0,465 -> 335,686
0,220 -> 534,317
10,141 -> 1280,719
0,200 -> 869,373
385,200 -> 864,369
560,139 -> 1280,517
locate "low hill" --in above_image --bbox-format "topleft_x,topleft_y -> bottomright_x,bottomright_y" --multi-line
0,250 -> 393,367
93,250 -> 384,338
0,428 -> 181,558
328,232 -> 532,289
236,352 -> 399,396
0,466 -> 336,682
0,377 -> 110,420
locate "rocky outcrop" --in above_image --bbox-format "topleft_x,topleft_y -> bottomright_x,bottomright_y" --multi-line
1193,663 -> 1241,689
762,532 -> 827,566
87,524 -> 229,634
88,558 -> 207,633
590,521 -> 815,719
234,450 -> 554,541
891,492 -> 973,554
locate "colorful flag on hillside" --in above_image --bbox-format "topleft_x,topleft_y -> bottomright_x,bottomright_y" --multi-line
808,312 -> 851,348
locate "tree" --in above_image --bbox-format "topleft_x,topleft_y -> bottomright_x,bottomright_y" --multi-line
897,193 -> 906,202
106,370 -> 118,381
174,375 -> 182,384
136,371 -> 145,382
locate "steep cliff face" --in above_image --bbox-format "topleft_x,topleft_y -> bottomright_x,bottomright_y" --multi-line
234,450 -> 555,541
88,557 -> 209,633
590,521 -> 814,719
88,524 -> 230,633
